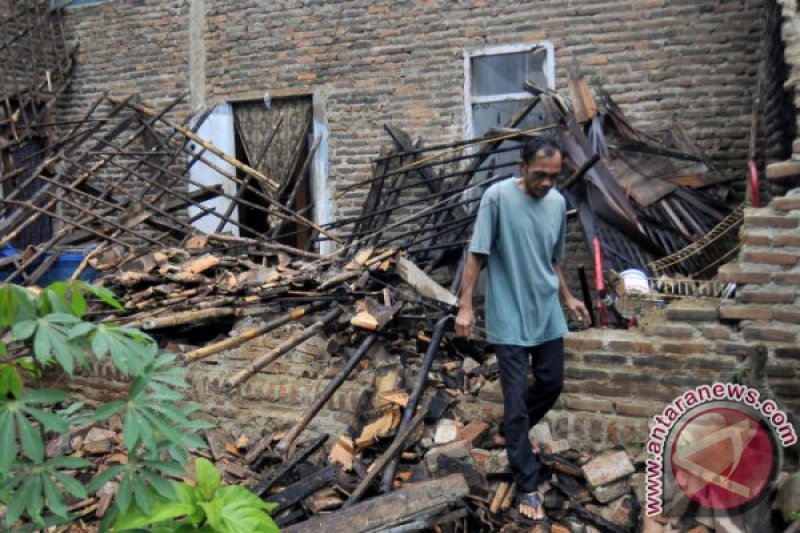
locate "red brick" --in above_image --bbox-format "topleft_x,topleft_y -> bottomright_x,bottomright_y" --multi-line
607,340 -> 655,353
773,307 -> 800,324
773,271 -> 800,285
585,55 -> 609,65
742,324 -> 798,342
772,196 -> 800,211
564,396 -> 615,413
743,215 -> 798,229
715,342 -> 761,357
742,251 -> 798,266
457,420 -> 490,444
702,325 -> 732,340
565,336 -> 605,351
664,306 -> 720,322
719,305 -> 772,320
739,288 -> 796,304
615,400 -> 666,417
582,450 -> 635,487
774,234 -> 800,247
740,232 -> 773,246
718,271 -> 772,284
648,324 -> 698,338
661,341 -> 712,354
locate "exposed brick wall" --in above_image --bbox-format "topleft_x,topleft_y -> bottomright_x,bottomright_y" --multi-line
58,0 -> 191,122
60,0 -> 766,215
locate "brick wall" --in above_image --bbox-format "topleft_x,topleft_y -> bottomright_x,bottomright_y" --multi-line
57,0 -> 768,300
60,0 -> 766,214
58,0 -> 191,121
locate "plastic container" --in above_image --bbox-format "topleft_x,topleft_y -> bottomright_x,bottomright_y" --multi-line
0,247 -> 97,285
0,245 -> 19,282
619,269 -> 650,294
36,252 -> 98,286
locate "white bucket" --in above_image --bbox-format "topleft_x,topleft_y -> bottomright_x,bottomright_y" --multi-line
620,269 -> 650,294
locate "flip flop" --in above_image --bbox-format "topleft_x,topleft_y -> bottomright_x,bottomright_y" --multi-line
515,491 -> 549,525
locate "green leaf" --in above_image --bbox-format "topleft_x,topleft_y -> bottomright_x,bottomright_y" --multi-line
149,460 -> 186,478
142,470 -> 177,500
87,464 -> 124,493
27,475 -> 45,524
45,291 -> 74,315
0,285 -> 18,328
69,289 -> 88,318
94,400 -> 126,421
122,409 -> 143,451
215,486 -> 280,533
79,282 -> 122,310
0,340 -> 6,357
91,328 -> 110,359
132,477 -> 153,515
33,324 -> 53,364
142,409 -> 186,448
113,488 -> 194,531
51,340 -> 75,375
116,474 -> 133,513
52,470 -> 88,500
0,364 -> 23,399
11,319 -> 36,341
16,412 -> 44,463
0,284 -> 36,325
6,475 -> 36,526
47,456 -> 91,469
22,389 -> 67,404
67,322 -> 95,340
42,475 -> 68,518
198,499 -> 223,530
0,411 -> 15,472
24,407 -> 68,433
194,458 -> 221,502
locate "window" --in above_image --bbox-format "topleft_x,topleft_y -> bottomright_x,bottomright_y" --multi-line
463,42 -> 556,139
463,42 -> 556,185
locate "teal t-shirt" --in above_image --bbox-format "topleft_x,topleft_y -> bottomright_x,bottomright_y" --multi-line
468,178 -> 567,346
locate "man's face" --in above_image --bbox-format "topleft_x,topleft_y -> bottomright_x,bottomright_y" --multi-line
520,151 -> 562,198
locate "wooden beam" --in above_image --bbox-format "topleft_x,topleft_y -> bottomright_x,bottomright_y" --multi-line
283,474 -> 469,533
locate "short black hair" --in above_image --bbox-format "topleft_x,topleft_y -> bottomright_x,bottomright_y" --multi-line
521,136 -> 562,165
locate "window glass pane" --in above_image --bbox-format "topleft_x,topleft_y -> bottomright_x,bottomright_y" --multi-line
471,100 -> 548,138
468,99 -> 552,188
471,48 -> 547,97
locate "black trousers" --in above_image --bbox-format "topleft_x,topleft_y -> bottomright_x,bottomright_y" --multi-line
495,338 -> 564,494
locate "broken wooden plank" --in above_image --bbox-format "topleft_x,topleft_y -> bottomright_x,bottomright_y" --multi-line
395,255 -> 458,306
254,434 -> 328,497
265,464 -> 339,514
283,474 -> 469,533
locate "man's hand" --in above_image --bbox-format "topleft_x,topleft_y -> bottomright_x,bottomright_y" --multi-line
565,295 -> 591,324
455,306 -> 476,339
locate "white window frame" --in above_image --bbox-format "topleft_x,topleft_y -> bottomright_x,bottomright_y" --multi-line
463,41 -> 556,139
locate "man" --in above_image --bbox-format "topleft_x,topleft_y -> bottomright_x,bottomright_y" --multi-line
455,137 -> 590,523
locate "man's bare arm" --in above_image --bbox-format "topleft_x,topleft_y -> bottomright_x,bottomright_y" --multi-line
455,252 -> 485,338
553,260 -> 591,323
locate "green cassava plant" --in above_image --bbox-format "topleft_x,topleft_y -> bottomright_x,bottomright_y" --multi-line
0,281 -> 217,530
114,457 -> 279,533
